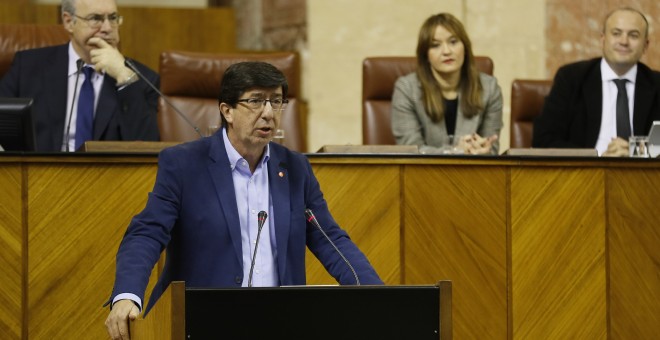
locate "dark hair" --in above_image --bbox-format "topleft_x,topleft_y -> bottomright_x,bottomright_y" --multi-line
415,13 -> 482,122
218,61 -> 288,127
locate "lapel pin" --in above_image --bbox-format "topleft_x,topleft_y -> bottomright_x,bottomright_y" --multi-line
278,171 -> 284,178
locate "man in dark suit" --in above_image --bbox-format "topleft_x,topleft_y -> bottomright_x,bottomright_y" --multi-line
533,7 -> 660,156
0,0 -> 159,152
104,61 -> 383,340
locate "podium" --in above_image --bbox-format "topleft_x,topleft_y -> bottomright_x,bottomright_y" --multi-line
131,281 -> 452,339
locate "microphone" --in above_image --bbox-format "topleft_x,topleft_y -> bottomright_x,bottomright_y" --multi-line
123,58 -> 203,138
304,208 -> 360,285
248,210 -> 268,287
64,59 -> 84,152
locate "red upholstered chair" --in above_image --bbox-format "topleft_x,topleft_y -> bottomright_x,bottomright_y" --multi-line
362,56 -> 494,145
510,79 -> 553,148
0,23 -> 69,79
158,50 -> 306,152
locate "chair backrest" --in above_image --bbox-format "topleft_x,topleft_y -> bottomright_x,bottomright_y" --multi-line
158,50 -> 306,152
362,56 -> 494,145
510,79 -> 553,148
0,23 -> 69,79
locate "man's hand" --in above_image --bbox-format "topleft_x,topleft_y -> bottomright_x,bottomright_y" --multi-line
602,137 -> 629,157
88,37 -> 134,83
105,299 -> 140,340
457,133 -> 498,155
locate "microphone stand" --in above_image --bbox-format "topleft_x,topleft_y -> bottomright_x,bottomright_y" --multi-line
305,208 -> 360,285
64,59 -> 84,152
248,211 -> 268,287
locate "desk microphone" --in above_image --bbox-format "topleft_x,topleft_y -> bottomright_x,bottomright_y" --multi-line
304,208 -> 360,285
248,211 -> 268,287
64,59 -> 84,152
123,58 -> 203,138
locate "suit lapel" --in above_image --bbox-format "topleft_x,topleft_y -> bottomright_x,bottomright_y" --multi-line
268,145 -> 291,281
632,66 -> 656,135
207,135 -> 244,265
584,62 -> 603,145
44,45 -> 70,149
93,75 -> 118,139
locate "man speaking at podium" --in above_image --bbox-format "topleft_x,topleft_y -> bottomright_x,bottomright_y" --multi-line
105,61 -> 383,339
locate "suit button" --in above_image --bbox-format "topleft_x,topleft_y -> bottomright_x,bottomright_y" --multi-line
235,276 -> 243,284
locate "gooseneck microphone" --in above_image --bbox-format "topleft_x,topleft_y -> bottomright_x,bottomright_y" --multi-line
64,59 -> 84,152
304,208 -> 360,285
123,58 -> 203,138
248,211 -> 268,287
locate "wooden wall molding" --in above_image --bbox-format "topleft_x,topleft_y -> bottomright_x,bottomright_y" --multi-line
0,4 -> 236,71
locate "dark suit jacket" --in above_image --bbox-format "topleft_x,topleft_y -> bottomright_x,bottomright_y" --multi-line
0,43 -> 159,151
108,135 -> 383,314
533,58 -> 660,148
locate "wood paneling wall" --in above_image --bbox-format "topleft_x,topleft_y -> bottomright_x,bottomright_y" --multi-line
0,155 -> 658,339
0,4 -> 236,71
0,164 -> 22,340
608,168 -> 660,338
305,156 -> 659,340
511,167 -> 607,338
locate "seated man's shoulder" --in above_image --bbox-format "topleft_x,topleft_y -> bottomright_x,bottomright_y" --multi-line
556,58 -> 601,75
14,44 -> 65,61
637,62 -> 660,82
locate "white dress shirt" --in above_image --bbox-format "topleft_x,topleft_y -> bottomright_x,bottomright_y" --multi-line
595,59 -> 637,155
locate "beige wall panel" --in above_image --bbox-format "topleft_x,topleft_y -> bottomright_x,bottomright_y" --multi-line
306,164 -> 401,284
511,167 -> 607,339
26,163 -> 158,339
404,165 -> 508,339
0,164 -> 22,340
607,168 -> 660,339
467,0 -> 547,153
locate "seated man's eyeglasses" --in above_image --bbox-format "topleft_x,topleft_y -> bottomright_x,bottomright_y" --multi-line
73,13 -> 123,28
237,98 -> 289,111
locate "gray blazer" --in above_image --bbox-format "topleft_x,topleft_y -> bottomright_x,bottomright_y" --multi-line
391,72 -> 503,154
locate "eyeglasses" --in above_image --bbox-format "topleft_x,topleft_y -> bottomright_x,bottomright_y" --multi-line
73,13 -> 123,28
237,98 -> 289,111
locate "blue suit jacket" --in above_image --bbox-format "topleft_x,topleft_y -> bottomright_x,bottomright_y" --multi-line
0,43 -> 159,151
109,134 -> 382,314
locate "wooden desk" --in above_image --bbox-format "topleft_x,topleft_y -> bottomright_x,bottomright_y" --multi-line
0,153 -> 658,339
306,154 -> 659,339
